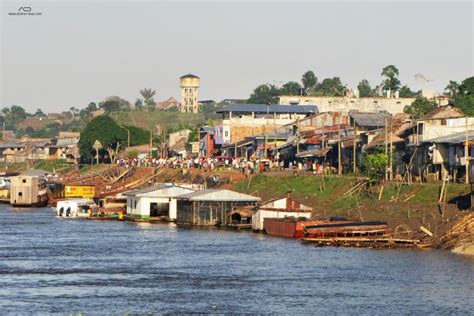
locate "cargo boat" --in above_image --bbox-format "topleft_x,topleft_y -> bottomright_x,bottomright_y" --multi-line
303,221 -> 391,238
263,217 -> 352,238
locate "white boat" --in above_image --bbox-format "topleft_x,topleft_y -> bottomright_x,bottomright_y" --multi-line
56,198 -> 97,218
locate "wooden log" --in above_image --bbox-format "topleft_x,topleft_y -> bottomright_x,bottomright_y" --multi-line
420,225 -> 434,237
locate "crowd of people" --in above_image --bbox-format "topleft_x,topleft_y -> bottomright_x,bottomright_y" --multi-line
115,156 -> 334,175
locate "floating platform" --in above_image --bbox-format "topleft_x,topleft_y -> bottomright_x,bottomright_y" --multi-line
301,237 -> 421,248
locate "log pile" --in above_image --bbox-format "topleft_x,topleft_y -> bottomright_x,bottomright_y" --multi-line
439,212 -> 474,255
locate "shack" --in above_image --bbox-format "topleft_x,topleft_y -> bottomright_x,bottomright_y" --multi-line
124,184 -> 195,221
252,194 -> 313,231
10,175 -> 48,207
176,189 -> 261,226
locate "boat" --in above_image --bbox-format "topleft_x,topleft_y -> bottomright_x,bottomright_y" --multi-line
56,198 -> 97,218
303,221 -> 391,238
263,217 -> 353,238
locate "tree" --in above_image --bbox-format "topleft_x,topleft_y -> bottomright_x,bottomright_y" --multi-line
99,96 -> 130,112
403,97 -> 437,119
280,81 -> 303,96
69,107 -> 79,119
34,108 -> 45,117
140,88 -> 157,107
458,76 -> 474,96
78,115 -> 127,163
363,152 -> 388,183
357,79 -> 372,97
381,65 -> 401,97
445,80 -> 460,98
399,85 -> 416,98
247,84 -> 280,104
316,77 -> 346,96
301,71 -> 317,95
134,98 -> 143,111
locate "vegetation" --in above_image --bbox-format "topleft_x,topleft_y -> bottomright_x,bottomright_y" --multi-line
449,76 -> 474,115
78,116 -> 128,162
380,65 -> 401,97
362,152 -> 388,183
404,96 -> 437,119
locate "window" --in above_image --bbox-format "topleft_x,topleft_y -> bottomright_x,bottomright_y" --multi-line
225,131 -> 229,137
22,179 -> 26,183
18,192 -> 22,197
441,119 -> 447,126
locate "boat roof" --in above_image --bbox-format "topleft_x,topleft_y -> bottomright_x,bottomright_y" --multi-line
177,189 -> 261,202
123,184 -> 195,198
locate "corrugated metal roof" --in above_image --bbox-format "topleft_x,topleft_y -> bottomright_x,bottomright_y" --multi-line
123,184 -> 194,197
177,189 -> 261,202
422,130 -> 474,144
0,143 -> 24,149
216,104 -> 318,114
350,112 -> 391,128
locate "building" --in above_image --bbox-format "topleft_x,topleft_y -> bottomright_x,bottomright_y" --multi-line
10,175 -> 48,207
176,189 -> 261,226
156,97 -> 180,111
124,184 -> 196,221
199,126 -> 215,157
279,95 -> 417,115
252,194 -> 313,231
180,74 -> 200,113
216,104 -> 318,144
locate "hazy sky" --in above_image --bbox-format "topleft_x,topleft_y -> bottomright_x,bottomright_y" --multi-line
1,1 -> 473,112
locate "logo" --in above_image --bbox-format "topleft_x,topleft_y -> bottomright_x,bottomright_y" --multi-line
9,6 -> 42,16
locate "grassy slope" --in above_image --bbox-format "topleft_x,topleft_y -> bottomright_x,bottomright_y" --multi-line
234,173 -> 471,231
110,111 -> 207,131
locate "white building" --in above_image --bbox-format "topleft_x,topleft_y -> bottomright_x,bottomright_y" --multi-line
252,195 -> 313,231
124,184 -> 197,221
279,95 -> 417,115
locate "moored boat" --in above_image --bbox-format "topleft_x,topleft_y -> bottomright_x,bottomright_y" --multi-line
263,217 -> 353,238
56,198 -> 97,218
303,221 -> 391,238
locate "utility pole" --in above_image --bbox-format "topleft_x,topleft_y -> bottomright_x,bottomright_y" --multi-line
385,117 -> 388,181
338,128 -> 342,176
353,119 -> 357,176
149,130 -> 153,158
465,116 -> 469,184
389,116 -> 393,180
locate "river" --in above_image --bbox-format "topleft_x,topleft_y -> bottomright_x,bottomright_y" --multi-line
0,206 -> 473,314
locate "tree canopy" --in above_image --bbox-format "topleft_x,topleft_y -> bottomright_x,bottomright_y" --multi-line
451,76 -> 474,115
247,84 -> 280,104
403,97 -> 437,119
381,65 -> 401,97
78,115 -> 127,162
357,79 -> 372,97
301,71 -> 317,95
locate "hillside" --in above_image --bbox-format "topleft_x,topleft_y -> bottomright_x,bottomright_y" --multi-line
110,111 -> 208,131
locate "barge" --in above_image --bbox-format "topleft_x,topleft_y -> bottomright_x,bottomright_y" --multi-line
263,217 -> 352,238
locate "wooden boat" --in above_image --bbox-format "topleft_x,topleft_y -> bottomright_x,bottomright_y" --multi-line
303,221 -> 391,238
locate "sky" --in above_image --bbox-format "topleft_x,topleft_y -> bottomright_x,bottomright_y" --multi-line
1,0 -> 473,113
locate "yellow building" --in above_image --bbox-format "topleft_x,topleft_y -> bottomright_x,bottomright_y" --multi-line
179,74 -> 200,113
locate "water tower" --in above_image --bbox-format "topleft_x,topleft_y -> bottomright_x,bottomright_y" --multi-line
179,74 -> 200,113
